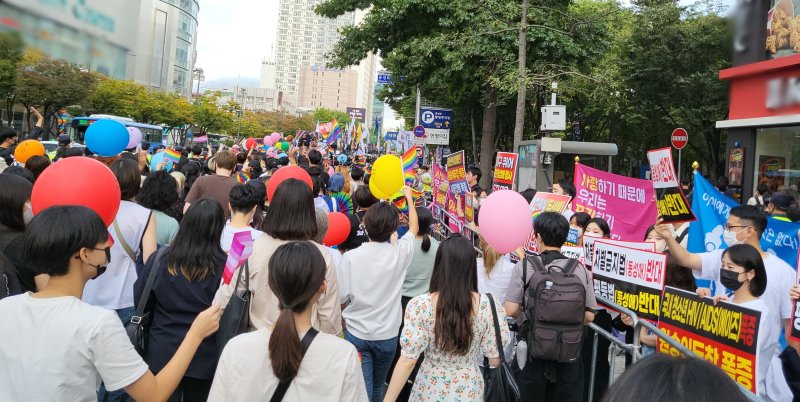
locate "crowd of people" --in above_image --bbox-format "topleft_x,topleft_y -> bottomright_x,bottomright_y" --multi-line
0,127 -> 795,402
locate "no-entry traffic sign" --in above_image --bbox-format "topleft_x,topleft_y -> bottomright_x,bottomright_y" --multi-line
671,128 -> 688,149
413,125 -> 426,138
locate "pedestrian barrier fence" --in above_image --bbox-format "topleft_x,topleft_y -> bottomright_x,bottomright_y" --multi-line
587,295 -> 762,402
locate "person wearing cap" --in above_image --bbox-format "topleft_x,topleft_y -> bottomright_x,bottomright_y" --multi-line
51,134 -> 72,162
767,193 -> 793,222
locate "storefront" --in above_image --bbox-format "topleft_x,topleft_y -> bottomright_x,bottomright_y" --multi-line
718,0 -> 800,201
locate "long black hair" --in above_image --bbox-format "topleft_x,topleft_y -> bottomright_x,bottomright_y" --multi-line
165,198 -> 226,281
260,178 -> 317,240
0,173 -> 32,232
416,206 -> 433,252
268,241 -> 326,382
429,234 -> 478,355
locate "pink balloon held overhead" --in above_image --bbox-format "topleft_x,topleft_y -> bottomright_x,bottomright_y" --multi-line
126,127 -> 142,149
270,132 -> 281,143
478,190 -> 532,254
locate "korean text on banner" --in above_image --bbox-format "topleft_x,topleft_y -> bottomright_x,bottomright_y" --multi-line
647,147 -> 695,223
688,170 -> 800,270
432,163 -> 448,208
529,192 -> 571,219
464,193 -> 475,224
591,240 -> 666,321
492,152 -> 519,191
582,236 -> 655,268
446,150 -> 470,194
658,286 -> 761,394
561,246 -> 585,266
573,163 -> 658,241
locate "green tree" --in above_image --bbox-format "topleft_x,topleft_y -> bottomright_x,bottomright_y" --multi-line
0,32 -> 24,127
87,78 -> 147,117
317,0 -> 613,187
310,107 -> 350,125
15,56 -> 98,140
192,91 -> 233,135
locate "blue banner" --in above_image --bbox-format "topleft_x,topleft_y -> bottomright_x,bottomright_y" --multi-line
384,131 -> 398,141
688,171 -> 799,269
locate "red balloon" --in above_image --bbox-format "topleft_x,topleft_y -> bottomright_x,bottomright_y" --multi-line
245,137 -> 256,150
267,166 -> 313,201
323,212 -> 350,247
31,157 -> 121,227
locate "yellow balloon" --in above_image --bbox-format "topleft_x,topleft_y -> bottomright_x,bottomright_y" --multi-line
371,155 -> 404,196
369,179 -> 391,200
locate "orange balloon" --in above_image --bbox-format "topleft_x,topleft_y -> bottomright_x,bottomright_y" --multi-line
14,140 -> 45,164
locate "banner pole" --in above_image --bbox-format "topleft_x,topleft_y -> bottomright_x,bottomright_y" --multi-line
677,149 -> 682,182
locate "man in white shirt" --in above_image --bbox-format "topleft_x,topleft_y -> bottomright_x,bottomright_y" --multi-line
221,184 -> 264,252
339,188 -> 418,402
655,205 -> 794,400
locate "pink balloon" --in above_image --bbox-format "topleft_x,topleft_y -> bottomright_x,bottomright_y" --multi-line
270,132 -> 281,143
264,136 -> 275,146
477,190 -> 532,253
126,127 -> 142,149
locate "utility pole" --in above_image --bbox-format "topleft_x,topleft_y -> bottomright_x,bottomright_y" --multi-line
512,0 -> 529,155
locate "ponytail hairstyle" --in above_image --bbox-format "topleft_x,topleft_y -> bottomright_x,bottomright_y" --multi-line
267,241 -> 327,383
416,206 -> 434,253
429,234 -> 478,355
480,237 -> 501,276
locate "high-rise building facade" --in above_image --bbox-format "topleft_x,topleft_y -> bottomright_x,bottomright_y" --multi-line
273,0 -> 375,122
129,0 -> 200,97
1,0 -> 199,98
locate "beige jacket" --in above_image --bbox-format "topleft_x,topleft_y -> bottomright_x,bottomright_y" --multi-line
213,234 -> 342,335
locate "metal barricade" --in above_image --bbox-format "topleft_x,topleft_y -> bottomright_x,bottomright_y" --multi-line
586,295 -> 762,402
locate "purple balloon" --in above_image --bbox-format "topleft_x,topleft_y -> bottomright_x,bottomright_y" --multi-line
126,127 -> 142,149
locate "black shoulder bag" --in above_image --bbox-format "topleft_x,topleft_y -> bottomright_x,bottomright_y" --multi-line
483,294 -> 520,402
126,246 -> 168,356
270,328 -> 319,402
216,260 -> 252,358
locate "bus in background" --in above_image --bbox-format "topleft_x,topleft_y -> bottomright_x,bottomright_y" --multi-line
67,114 -> 165,147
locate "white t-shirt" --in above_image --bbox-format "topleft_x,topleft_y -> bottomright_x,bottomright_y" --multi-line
0,293 -> 149,401
220,222 -> 264,252
340,232 -> 415,340
325,246 -> 346,304
208,328 -> 367,402
477,254 -> 516,304
698,250 -> 794,400
729,297 -> 773,400
84,200 -> 151,310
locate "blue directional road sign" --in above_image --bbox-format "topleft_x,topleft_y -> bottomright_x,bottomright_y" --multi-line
419,107 -> 452,145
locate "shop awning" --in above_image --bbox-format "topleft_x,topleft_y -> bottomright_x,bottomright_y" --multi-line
716,114 -> 800,129
560,141 -> 618,156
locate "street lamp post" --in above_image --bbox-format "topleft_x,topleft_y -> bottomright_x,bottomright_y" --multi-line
192,67 -> 205,95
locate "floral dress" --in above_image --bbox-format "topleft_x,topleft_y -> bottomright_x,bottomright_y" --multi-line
401,293 -> 511,402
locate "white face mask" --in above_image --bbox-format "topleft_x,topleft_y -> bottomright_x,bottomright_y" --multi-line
654,240 -> 667,253
23,202 -> 34,225
723,229 -> 743,247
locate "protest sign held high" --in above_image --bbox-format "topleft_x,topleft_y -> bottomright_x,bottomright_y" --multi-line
591,240 -> 666,322
582,235 -> 655,268
432,163 -> 448,208
573,163 -> 658,241
529,192 -> 571,218
647,147 -> 695,223
492,152 -> 518,191
445,150 -> 469,194
659,286 -> 762,394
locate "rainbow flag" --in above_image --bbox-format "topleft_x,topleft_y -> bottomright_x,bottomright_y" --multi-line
320,118 -> 337,140
164,148 -> 181,165
392,188 -> 423,215
330,192 -> 354,215
325,124 -> 343,147
222,231 -> 253,285
401,147 -> 418,185
236,171 -> 250,184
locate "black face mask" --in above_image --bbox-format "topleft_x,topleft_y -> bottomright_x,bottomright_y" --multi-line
87,247 -> 111,280
720,269 -> 744,292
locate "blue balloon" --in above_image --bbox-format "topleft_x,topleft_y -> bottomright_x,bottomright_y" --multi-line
149,152 -> 173,172
85,119 -> 130,157
277,152 -> 288,159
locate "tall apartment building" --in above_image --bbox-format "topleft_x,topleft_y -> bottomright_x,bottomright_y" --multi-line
273,0 -> 375,122
217,86 -> 296,115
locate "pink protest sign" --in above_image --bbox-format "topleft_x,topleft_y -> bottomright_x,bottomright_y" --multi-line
573,163 -> 657,241
223,231 -> 254,285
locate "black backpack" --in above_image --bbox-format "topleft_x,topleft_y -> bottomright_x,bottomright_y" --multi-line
521,255 -> 586,363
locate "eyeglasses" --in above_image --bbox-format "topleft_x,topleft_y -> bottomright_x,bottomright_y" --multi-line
724,224 -> 750,231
